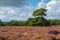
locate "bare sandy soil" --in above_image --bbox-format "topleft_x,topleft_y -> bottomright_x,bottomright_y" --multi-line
0,26 -> 60,40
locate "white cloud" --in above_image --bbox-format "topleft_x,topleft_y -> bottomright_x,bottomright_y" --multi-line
37,1 -> 47,9
37,0 -> 60,19
46,0 -> 60,19
0,5 -> 33,22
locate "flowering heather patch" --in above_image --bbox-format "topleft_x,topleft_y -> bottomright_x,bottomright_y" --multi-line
0,26 -> 60,40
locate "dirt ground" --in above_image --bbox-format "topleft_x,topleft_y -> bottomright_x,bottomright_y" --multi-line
0,26 -> 60,40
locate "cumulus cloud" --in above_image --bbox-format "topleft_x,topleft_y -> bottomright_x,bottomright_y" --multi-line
37,2 -> 46,9
37,0 -> 60,19
0,6 -> 33,22
37,0 -> 47,9
46,0 -> 60,19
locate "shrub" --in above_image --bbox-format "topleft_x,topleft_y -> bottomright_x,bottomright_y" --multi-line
48,30 -> 59,35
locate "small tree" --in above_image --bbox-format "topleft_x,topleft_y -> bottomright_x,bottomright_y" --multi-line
27,8 -> 50,26
33,8 -> 50,26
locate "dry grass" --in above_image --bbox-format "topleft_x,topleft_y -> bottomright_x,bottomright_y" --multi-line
0,26 -> 60,40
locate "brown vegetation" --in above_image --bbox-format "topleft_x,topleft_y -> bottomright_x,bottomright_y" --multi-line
0,26 -> 60,40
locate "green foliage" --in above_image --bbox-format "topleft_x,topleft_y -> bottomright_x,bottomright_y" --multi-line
0,19 -> 60,26
27,17 -> 51,26
33,8 -> 47,17
0,19 -> 3,26
0,19 -> 2,26
27,8 -> 50,26
8,20 -> 18,26
50,19 -> 60,25
3,20 -> 27,26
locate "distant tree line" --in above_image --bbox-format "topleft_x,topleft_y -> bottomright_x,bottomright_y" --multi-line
0,8 -> 60,26
0,19 -> 60,26
50,19 -> 60,25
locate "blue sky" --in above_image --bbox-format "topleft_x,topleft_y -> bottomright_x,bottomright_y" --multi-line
28,0 -> 41,7
28,0 -> 50,7
0,0 -> 60,21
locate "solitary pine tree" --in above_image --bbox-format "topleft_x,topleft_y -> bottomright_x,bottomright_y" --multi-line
33,8 -> 47,18
32,8 -> 50,26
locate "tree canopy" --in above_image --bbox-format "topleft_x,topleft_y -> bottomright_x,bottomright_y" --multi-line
27,8 -> 50,26
33,8 -> 47,17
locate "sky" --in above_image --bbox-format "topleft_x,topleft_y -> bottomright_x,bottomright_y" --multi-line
0,0 -> 60,22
